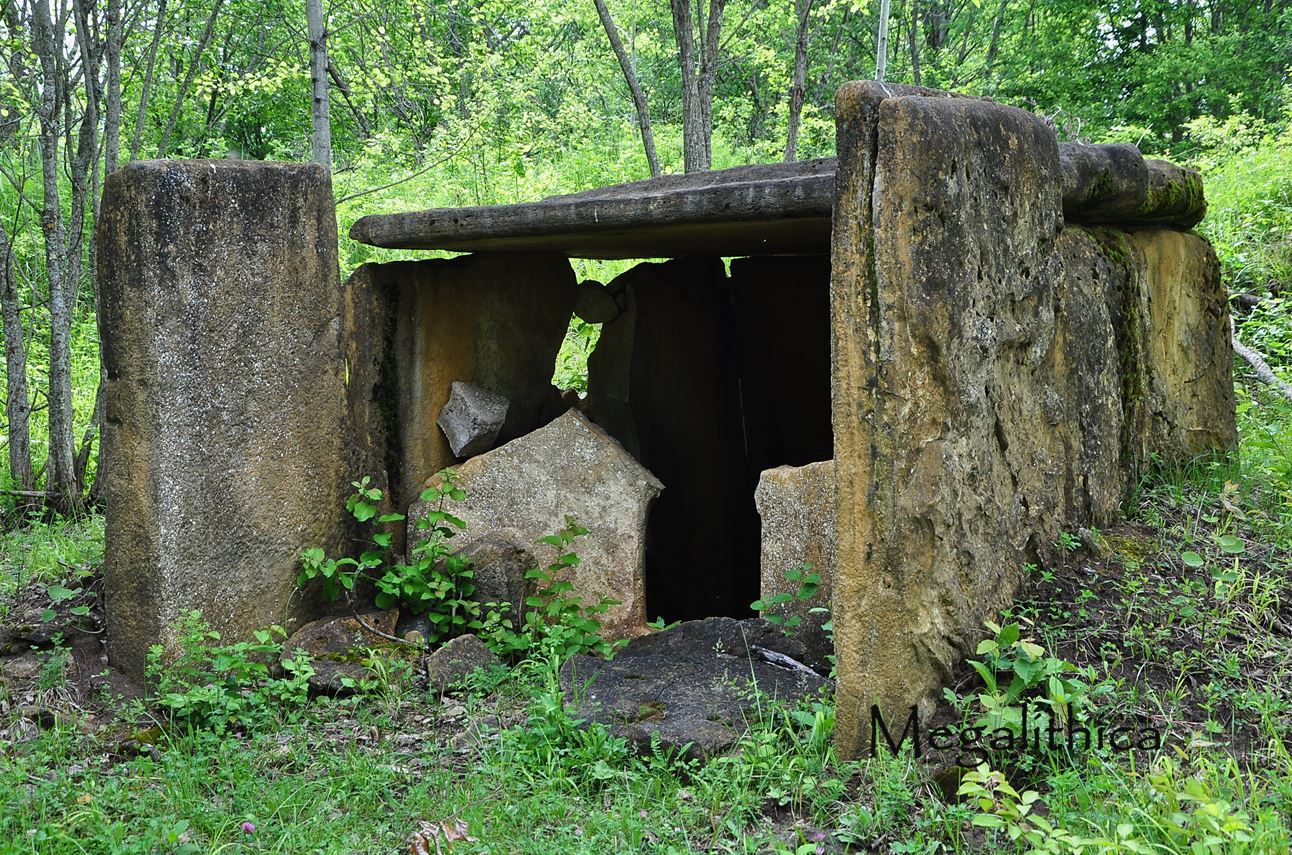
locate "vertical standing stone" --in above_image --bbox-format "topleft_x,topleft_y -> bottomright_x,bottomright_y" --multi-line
754,461 -> 835,671
98,161 -> 347,680
830,85 -> 1068,757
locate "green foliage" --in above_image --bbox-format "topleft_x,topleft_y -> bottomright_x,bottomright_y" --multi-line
147,612 -> 314,733
483,516 -> 620,660
957,764 -> 1083,853
956,620 -> 1104,740
750,562 -> 821,634
299,471 -> 483,644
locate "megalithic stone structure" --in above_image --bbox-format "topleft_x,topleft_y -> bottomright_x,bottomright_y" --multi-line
98,161 -> 348,680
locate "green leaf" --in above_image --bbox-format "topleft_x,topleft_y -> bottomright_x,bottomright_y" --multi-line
1180,550 -> 1205,567
69,605 -> 91,617
1217,535 -> 1245,554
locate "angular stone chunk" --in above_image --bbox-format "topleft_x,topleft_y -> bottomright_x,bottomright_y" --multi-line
424,634 -> 502,694
98,160 -> 347,680
438,381 -> 509,458
456,533 -> 536,625
560,617 -> 829,759
281,610 -> 401,696
754,461 -> 835,672
409,409 -> 663,639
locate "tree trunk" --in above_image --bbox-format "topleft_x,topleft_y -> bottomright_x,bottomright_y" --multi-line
0,220 -> 34,492
157,0 -> 224,158
30,0 -> 80,510
307,0 -> 331,167
670,0 -> 706,171
130,0 -> 167,162
594,0 -> 661,177
875,0 -> 892,81
784,0 -> 812,161
908,0 -> 921,86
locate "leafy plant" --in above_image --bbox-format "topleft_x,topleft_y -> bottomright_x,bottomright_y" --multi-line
958,764 -> 1084,853
482,516 -> 619,660
147,611 -> 314,733
751,562 -> 822,634
298,471 -> 483,644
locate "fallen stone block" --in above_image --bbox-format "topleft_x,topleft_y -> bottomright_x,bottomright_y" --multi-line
560,617 -> 829,759
281,610 -> 403,695
424,634 -> 502,693
409,409 -> 663,639
438,381 -> 509,458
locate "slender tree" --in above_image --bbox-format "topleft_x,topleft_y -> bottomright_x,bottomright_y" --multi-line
594,0 -> 661,177
784,0 -> 812,161
307,0 -> 331,166
670,0 -> 727,172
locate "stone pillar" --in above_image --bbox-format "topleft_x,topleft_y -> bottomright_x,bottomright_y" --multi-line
98,160 -> 347,680
754,461 -> 835,672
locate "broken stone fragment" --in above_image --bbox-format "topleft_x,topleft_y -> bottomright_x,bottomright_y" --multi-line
560,617 -> 830,760
754,460 -> 835,673
424,634 -> 502,694
409,409 -> 663,639
454,533 -> 536,625
281,609 -> 403,695
437,381 -> 509,458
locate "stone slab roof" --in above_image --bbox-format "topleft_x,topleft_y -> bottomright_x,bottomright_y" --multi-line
349,145 -> 1203,259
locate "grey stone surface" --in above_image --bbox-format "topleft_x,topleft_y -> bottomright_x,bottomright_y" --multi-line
456,533 -> 536,625
754,461 -> 835,673
560,617 -> 830,759
98,160 -> 347,680
350,143 -> 1203,258
438,381 -> 509,458
409,409 -> 663,639
341,254 -> 579,536
424,634 -> 502,693
281,610 -> 403,695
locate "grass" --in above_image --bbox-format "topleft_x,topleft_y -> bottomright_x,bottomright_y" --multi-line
1,392 -> 1290,853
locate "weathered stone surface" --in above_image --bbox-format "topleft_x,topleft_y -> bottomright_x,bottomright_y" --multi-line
1131,229 -> 1238,457
424,634 -> 502,693
560,617 -> 829,759
1059,145 -> 1206,228
351,159 -> 837,259
342,254 -> 579,524
828,82 -> 1234,759
281,610 -> 401,695
409,409 -> 663,638
572,279 -> 622,324
98,160 -> 347,680
438,381 -> 509,458
1,652 -> 42,683
456,533 -> 536,624
831,84 -> 1070,756
754,461 -> 835,672
350,141 -> 1202,259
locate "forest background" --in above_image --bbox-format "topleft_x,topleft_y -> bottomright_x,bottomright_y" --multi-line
0,0 -> 1289,511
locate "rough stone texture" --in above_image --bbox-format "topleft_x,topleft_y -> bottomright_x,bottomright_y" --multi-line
351,159 -> 837,259
438,381 -> 509,458
1131,229 -> 1238,457
828,82 -> 1236,759
281,610 -> 401,695
409,409 -> 663,638
349,142 -> 1202,259
456,534 -> 537,624
832,84 -> 1071,756
754,461 -> 835,672
560,617 -> 829,759
424,634 -> 502,693
98,160 -> 347,680
342,254 -> 579,526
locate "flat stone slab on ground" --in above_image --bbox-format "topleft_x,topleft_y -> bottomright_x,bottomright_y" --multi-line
559,617 -> 830,759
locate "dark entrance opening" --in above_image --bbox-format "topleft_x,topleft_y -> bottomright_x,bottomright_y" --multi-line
584,255 -> 834,623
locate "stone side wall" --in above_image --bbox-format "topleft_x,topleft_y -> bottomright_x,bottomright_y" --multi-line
343,254 -> 579,526
98,161 -> 348,679
829,83 -> 1236,757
